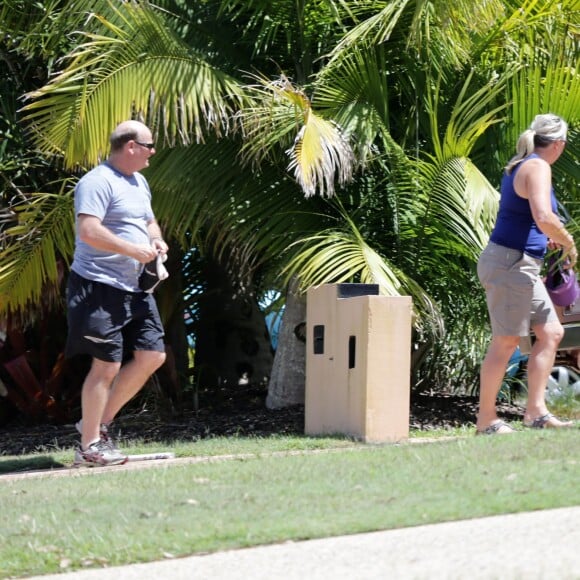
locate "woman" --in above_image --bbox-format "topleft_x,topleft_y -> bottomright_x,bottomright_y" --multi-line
477,113 -> 575,434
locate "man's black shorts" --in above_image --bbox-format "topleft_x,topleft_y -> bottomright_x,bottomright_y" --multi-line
66,270 -> 165,363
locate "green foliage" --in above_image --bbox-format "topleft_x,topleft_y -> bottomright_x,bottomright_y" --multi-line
0,186 -> 75,312
21,2 -> 245,168
417,270 -> 491,393
0,0 -> 579,398
239,74 -> 355,197
0,18 -> 76,319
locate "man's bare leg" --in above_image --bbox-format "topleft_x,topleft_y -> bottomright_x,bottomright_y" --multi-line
80,358 -> 121,449
101,350 -> 166,425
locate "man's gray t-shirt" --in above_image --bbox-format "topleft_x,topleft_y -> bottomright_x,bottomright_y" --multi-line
71,161 -> 154,292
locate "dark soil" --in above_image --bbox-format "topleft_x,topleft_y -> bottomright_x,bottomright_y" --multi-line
0,388 -> 525,456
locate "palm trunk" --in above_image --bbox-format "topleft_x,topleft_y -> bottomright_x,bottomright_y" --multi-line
266,277 -> 306,409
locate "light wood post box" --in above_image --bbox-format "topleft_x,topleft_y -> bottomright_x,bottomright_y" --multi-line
305,284 -> 412,443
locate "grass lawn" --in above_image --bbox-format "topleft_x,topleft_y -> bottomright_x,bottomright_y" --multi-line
0,428 -> 579,577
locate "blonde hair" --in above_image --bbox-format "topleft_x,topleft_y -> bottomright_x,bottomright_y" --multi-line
505,113 -> 568,174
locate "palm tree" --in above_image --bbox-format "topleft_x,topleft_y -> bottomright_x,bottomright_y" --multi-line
1,0 -> 370,407
237,0 -> 579,399
0,0 -> 578,417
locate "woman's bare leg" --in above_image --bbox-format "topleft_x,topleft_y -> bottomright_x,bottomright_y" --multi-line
477,335 -> 520,432
524,320 -> 571,427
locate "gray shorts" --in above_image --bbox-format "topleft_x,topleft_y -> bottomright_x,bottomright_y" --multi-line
66,271 -> 165,363
477,242 -> 558,336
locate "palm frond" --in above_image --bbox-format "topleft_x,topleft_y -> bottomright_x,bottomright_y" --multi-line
501,47 -> 580,197
506,60 -> 580,142
325,0 -> 409,65
239,75 -> 355,198
147,140 -> 327,288
213,0 -> 357,79
428,69 -> 511,161
0,0 -> 88,59
21,2 -> 245,168
280,207 -> 443,335
476,0 -> 579,67
0,182 -> 76,315
392,70 -> 506,260
312,45 -> 390,165
325,0 -> 503,76
422,157 -> 499,258
287,113 -> 353,198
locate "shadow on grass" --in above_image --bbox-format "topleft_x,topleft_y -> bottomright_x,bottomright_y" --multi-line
0,455 -> 67,475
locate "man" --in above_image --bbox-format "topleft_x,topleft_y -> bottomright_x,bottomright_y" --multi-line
66,120 -> 168,466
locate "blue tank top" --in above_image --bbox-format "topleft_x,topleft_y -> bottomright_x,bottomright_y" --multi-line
490,153 -> 557,259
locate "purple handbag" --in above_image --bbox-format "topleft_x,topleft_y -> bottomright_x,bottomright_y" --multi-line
545,251 -> 579,307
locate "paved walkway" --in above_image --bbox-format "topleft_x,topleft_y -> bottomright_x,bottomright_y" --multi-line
30,506 -> 580,580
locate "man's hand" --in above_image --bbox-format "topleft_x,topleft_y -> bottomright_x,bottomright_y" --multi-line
132,244 -> 160,264
151,237 -> 169,256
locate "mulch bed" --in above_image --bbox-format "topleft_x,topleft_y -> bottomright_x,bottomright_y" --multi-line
0,391 -> 524,456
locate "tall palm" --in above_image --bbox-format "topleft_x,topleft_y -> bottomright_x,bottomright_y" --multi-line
1,0 -> 578,409
249,0 -> 579,395
0,0 -> 354,399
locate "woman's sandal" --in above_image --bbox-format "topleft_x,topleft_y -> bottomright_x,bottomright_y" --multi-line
523,413 -> 574,429
476,420 -> 516,436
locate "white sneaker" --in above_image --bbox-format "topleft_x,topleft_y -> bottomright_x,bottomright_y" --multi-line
73,440 -> 128,467
75,420 -> 121,452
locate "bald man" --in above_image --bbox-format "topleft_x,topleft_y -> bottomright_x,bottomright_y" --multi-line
66,120 -> 169,466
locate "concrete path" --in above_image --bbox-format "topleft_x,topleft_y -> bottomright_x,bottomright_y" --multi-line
30,506 -> 580,580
